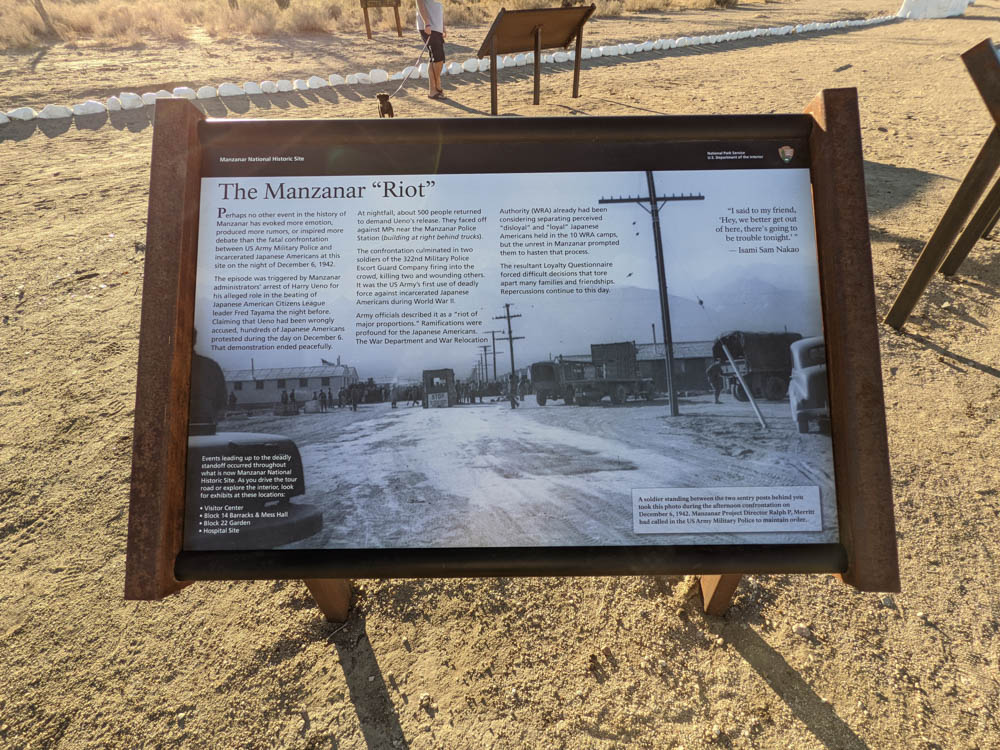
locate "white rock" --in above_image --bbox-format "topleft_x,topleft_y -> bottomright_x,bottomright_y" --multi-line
155,90 -> 172,98
653,39 -> 663,50
72,100 -> 106,116
355,73 -> 371,84
642,40 -> 654,51
447,62 -> 462,75
261,80 -> 278,93
390,72 -> 404,80
141,92 -> 158,106
276,79 -> 293,92
514,53 -> 526,66
6,106 -> 36,120
401,66 -> 416,79
525,51 -> 535,63
38,104 -> 72,119
218,82 -> 244,96
293,79 -> 309,90
675,36 -> 690,47
665,39 -> 676,49
502,55 -> 515,67
623,43 -> 635,54
590,47 -> 602,57
106,96 -> 122,111
243,81 -> 262,95
196,86 -> 217,99
172,86 -> 197,99
462,58 -> 478,73
553,51 -> 569,63
0,112 -> 8,125
581,48 -> 592,59
478,58 -> 490,72
369,69 -> 389,84
418,63 -> 429,79
307,75 -> 328,88
328,74 -> 345,86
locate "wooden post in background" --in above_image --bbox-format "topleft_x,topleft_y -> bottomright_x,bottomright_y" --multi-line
490,37 -> 499,116
533,26 -> 542,105
573,23 -> 583,98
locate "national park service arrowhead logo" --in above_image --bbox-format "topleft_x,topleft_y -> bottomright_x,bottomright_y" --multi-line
778,145 -> 795,163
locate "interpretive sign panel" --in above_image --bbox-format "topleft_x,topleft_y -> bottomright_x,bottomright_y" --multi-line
190,163 -> 835,551
126,93 -> 898,601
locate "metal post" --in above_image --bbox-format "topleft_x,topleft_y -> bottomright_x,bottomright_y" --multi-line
533,26 -> 542,106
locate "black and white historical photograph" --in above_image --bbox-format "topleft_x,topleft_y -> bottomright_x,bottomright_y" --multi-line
185,166 -> 838,550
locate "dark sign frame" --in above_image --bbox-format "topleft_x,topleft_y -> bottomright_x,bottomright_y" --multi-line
125,90 -> 899,616
478,5 -> 595,115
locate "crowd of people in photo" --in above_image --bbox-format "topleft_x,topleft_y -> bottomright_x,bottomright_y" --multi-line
223,373 -> 535,417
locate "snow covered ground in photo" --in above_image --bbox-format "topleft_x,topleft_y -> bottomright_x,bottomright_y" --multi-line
218,393 -> 838,549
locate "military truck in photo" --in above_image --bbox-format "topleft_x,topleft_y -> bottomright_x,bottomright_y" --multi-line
711,330 -> 803,402
530,341 -> 654,406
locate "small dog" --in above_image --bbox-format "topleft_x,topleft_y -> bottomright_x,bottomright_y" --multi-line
376,93 -> 394,118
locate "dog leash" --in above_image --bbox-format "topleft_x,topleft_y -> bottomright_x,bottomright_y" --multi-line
387,38 -> 430,101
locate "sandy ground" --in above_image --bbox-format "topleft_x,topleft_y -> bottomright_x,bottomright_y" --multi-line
3,0 -> 1000,748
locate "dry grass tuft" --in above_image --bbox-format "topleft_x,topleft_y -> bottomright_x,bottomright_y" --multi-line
0,0 -> 737,50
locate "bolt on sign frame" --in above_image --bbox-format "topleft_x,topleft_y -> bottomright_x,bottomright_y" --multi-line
125,90 -> 899,621
477,5 -> 595,116
885,38 -> 1000,330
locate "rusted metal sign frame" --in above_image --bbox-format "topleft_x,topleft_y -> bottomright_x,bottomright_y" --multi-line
477,5 -> 595,116
884,38 -> 1000,329
125,92 -> 898,617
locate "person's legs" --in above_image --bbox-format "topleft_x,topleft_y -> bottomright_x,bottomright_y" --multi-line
427,31 -> 445,97
431,61 -> 444,96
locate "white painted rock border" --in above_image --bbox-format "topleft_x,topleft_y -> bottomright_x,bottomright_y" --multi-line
0,11 -> 951,127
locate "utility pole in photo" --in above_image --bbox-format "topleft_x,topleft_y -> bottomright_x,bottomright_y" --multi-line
495,303 -> 523,409
599,171 -> 705,417
484,329 -> 504,381
479,345 -> 491,389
